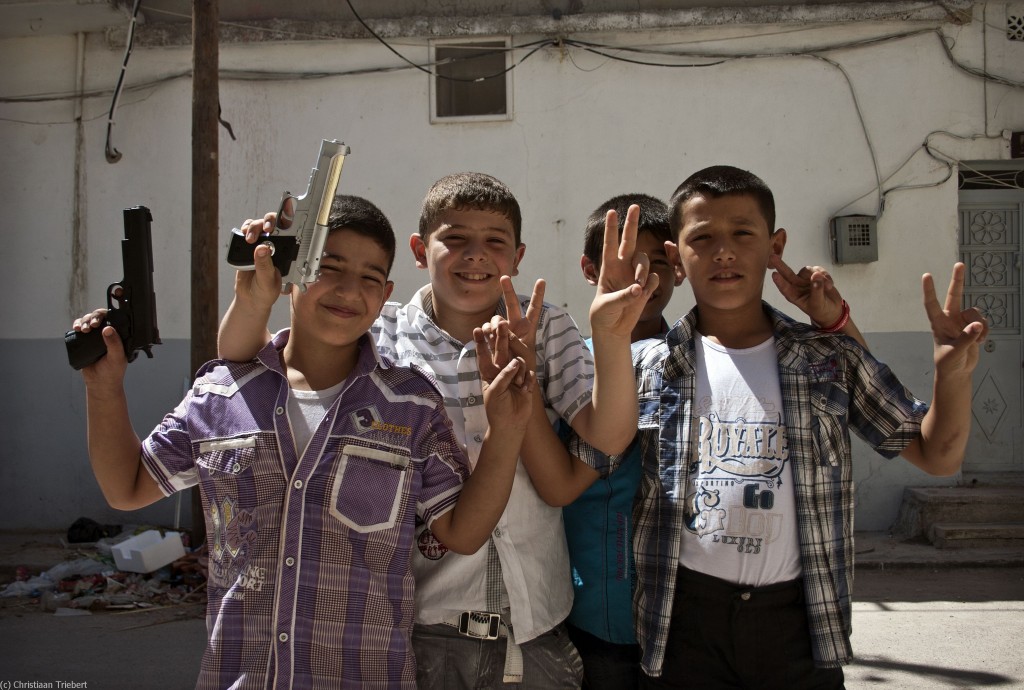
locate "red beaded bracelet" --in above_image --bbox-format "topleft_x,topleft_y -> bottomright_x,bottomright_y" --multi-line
817,300 -> 851,333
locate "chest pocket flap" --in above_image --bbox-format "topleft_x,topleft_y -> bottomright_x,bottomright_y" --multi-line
330,443 -> 412,533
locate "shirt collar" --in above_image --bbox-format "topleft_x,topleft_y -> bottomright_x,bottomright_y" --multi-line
257,329 -> 387,378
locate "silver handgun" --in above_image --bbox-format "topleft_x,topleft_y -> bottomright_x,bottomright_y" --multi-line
227,139 -> 350,290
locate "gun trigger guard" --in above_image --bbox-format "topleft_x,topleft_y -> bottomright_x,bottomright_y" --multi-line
277,192 -> 297,233
106,281 -> 125,310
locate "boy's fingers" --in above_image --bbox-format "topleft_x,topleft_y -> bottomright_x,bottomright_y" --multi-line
602,209 -> 619,260
944,263 -> 966,314
641,271 -> 660,299
241,212 -> 279,243
523,279 -> 545,327
768,254 -> 799,283
921,273 -> 944,323
101,326 -> 127,364
278,197 -> 296,229
633,251 -> 651,286
500,276 -> 522,323
617,205 -> 640,261
488,356 -> 522,393
493,322 -> 511,366
770,271 -> 794,299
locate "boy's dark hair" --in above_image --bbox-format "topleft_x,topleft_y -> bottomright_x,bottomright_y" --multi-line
418,172 -> 523,245
583,193 -> 671,270
668,165 -> 776,236
328,194 -> 396,275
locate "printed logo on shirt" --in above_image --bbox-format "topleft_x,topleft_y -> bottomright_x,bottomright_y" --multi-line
417,528 -> 450,560
352,405 -> 413,438
684,412 -> 789,548
208,496 -> 258,589
351,405 -> 382,432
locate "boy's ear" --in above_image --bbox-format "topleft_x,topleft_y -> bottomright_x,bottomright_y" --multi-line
769,227 -> 787,262
510,243 -> 526,277
380,280 -> 395,309
580,255 -> 599,286
665,240 -> 686,282
409,234 -> 428,269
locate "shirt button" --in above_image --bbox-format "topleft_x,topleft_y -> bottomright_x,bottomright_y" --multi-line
740,592 -> 751,601
232,463 -> 241,473
293,480 -> 303,490
474,434 -> 482,443
285,557 -> 295,567
279,632 -> 289,642
276,406 -> 285,415
467,396 -> 476,404
493,528 -> 502,538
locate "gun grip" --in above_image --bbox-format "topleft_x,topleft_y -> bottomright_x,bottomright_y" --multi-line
65,327 -> 109,370
226,229 -> 300,278
64,313 -> 130,370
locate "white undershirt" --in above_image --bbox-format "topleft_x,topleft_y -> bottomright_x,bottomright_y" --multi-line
679,334 -> 802,586
287,380 -> 346,458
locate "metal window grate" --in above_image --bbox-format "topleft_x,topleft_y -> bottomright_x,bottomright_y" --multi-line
1008,6 -> 1024,40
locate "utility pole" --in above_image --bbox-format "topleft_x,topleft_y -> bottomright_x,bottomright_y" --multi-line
190,0 -> 219,544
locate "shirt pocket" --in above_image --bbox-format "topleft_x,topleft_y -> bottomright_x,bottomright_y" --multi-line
329,444 -> 412,533
809,383 -> 850,468
197,436 -> 258,476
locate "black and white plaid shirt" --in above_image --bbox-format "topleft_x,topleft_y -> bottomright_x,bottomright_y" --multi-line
574,303 -> 927,676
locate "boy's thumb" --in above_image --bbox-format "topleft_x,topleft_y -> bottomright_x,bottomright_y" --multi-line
102,326 -> 126,362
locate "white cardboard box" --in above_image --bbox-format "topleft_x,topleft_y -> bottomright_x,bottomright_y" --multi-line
111,530 -> 185,573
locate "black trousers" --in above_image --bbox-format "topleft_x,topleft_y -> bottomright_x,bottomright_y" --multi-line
640,566 -> 845,690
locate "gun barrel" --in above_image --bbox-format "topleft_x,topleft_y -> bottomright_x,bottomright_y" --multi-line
122,206 -> 161,349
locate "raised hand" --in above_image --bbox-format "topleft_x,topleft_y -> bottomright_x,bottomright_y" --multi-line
234,241 -> 286,312
481,356 -> 535,433
769,254 -> 844,327
473,320 -> 513,384
923,262 -> 988,376
476,276 -> 544,376
71,311 -> 128,389
589,205 -> 660,337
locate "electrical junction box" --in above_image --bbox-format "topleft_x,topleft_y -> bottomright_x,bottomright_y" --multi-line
830,215 -> 878,264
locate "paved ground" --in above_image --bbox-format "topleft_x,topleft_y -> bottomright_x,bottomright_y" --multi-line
0,531 -> 1021,688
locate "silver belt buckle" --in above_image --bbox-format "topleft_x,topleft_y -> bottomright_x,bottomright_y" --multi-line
457,611 -> 501,640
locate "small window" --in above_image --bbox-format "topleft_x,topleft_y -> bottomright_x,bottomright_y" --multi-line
430,38 -> 512,123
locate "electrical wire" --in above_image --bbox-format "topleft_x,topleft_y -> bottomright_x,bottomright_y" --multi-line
104,0 -> 142,163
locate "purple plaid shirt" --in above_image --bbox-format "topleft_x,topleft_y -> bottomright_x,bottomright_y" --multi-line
141,331 -> 470,689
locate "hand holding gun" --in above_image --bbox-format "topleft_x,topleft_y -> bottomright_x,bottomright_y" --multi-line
65,206 -> 161,370
226,139 -> 350,291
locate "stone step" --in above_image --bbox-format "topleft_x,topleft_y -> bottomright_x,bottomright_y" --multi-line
928,522 -> 1024,549
894,486 -> 1024,538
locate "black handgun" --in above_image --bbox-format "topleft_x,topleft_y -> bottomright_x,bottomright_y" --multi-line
65,206 -> 162,370
226,139 -> 350,291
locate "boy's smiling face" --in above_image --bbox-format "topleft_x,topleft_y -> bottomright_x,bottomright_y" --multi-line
290,228 -> 394,348
411,208 -> 526,327
668,192 -> 786,317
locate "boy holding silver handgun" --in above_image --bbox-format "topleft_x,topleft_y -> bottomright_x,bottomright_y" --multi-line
71,195 -> 536,689
219,171 -> 657,687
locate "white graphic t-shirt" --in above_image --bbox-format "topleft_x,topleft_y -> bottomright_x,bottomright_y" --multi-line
679,335 -> 801,586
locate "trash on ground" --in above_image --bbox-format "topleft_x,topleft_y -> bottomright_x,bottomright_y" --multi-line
0,523 -> 206,615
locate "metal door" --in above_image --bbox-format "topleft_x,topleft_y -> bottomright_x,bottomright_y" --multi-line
958,165 -> 1024,474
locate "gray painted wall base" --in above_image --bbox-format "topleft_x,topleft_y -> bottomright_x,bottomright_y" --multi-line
2,338 -> 194,532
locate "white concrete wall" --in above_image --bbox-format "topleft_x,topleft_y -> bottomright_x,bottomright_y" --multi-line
2,3 -> 1022,530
